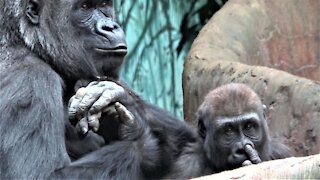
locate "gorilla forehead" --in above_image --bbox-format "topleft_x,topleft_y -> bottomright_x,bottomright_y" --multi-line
203,83 -> 262,117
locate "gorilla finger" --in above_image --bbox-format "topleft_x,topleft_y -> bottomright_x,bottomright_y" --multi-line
75,87 -> 87,98
101,104 -> 117,116
87,112 -> 101,132
76,117 -> 89,135
115,102 -> 134,125
89,90 -> 123,114
244,144 -> 262,164
68,96 -> 75,108
89,98 -> 112,115
68,87 -> 88,116
242,160 -> 253,166
68,95 -> 84,120
77,87 -> 104,113
68,96 -> 76,122
87,80 -> 100,87
88,80 -> 119,88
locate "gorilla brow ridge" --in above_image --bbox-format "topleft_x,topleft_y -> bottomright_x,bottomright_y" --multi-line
215,112 -> 259,126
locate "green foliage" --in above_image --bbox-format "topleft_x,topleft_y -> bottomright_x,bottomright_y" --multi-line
114,0 -> 226,118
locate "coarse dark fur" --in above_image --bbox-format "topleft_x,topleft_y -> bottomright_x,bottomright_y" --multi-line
0,0 -> 207,179
196,83 -> 292,173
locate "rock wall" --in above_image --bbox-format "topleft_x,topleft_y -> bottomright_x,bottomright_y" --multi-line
183,0 -> 320,156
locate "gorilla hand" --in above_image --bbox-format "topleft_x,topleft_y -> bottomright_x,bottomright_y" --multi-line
98,102 -> 139,141
68,80 -> 130,134
103,102 -> 135,126
242,144 -> 262,166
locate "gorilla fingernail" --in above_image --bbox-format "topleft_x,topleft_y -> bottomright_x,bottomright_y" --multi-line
75,87 -> 87,97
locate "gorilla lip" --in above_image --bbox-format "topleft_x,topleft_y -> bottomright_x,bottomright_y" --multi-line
95,46 -> 127,55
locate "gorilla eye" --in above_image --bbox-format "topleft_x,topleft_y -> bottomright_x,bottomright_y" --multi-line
224,125 -> 234,135
244,122 -> 255,131
81,2 -> 92,10
101,2 -> 107,7
81,3 -> 88,10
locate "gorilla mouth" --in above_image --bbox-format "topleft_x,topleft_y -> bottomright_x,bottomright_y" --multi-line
95,45 -> 127,55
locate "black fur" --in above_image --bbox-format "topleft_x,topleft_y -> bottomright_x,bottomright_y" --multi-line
0,0 -> 207,179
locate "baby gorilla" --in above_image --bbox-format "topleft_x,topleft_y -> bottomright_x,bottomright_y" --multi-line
196,83 -> 291,173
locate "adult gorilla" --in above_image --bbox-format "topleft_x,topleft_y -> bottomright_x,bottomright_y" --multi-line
0,0 -> 206,179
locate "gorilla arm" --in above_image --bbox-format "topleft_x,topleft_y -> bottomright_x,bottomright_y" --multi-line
0,57 -> 164,179
54,102 -> 161,179
140,103 -> 209,178
0,57 -> 70,178
68,80 -> 209,179
59,80 -> 174,179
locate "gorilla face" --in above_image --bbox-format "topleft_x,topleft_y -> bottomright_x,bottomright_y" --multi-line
21,0 -> 127,80
197,83 -> 272,173
205,112 -> 265,171
70,0 -> 127,75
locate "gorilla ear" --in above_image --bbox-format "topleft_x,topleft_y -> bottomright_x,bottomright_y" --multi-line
263,104 -> 267,119
26,0 -> 42,25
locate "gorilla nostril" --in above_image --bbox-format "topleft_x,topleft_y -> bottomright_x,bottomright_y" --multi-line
102,25 -> 114,32
233,149 -> 247,164
96,18 -> 117,34
235,149 -> 246,156
114,23 -> 120,29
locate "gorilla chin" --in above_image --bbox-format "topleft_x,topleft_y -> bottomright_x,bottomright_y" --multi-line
92,46 -> 127,77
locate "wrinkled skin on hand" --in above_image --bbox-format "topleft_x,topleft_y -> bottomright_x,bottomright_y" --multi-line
68,80 -> 133,135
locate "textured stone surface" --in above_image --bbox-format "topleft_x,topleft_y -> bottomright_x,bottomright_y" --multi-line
187,0 -> 320,80
183,0 -> 320,156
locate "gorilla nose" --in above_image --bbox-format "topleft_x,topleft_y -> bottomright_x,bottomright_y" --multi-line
96,19 -> 126,43
95,18 -> 127,52
96,18 -> 118,33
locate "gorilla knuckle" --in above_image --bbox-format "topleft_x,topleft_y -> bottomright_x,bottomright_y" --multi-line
75,87 -> 87,97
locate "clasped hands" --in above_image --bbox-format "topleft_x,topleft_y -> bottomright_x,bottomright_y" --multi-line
68,80 -> 134,135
